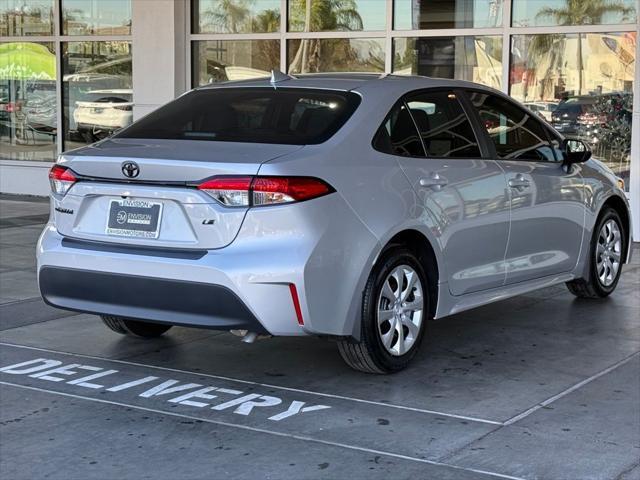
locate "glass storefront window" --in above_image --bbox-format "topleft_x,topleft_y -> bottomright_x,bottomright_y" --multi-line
288,0 -> 386,32
62,0 -> 132,35
0,42 -> 57,161
510,32 -> 635,190
193,0 -> 281,34
512,0 -> 636,27
192,40 -> 280,86
393,36 -> 503,89
0,0 -> 54,36
62,41 -> 132,151
394,0 -> 502,30
287,38 -> 385,73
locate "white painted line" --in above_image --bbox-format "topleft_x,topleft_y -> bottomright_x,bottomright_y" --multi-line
0,381 -> 525,480
503,351 -> 640,426
0,342 -> 503,426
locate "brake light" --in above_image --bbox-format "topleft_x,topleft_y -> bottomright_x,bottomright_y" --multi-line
49,165 -> 78,196
113,105 -> 132,111
577,113 -> 597,124
197,176 -> 333,207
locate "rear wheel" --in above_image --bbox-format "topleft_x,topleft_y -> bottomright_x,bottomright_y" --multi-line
101,316 -> 172,338
338,248 -> 429,374
566,207 -> 625,298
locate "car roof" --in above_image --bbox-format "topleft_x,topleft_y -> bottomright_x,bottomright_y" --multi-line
196,72 -> 500,97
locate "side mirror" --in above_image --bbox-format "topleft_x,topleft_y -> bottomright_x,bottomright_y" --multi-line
562,138 -> 591,165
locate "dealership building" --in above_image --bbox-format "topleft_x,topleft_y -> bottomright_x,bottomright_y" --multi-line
1,0 -> 639,237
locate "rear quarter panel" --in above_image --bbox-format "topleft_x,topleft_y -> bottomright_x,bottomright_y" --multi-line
257,81 -> 449,336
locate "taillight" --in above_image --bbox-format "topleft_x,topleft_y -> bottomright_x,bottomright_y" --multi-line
197,176 -> 253,207
113,105 -> 132,111
252,176 -> 332,205
197,176 -> 333,207
49,165 -> 78,196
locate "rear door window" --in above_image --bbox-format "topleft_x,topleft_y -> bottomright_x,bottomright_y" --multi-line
373,102 -> 425,157
116,88 -> 360,145
406,91 -> 481,158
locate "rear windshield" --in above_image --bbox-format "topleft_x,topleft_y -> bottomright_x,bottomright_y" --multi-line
116,87 -> 361,145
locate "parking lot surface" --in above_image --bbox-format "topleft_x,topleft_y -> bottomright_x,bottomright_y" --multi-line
0,194 -> 639,480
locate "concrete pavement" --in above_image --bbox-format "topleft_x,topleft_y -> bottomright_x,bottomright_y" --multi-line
0,195 -> 638,480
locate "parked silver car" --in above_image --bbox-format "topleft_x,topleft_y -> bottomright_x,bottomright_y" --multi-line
38,73 -> 632,373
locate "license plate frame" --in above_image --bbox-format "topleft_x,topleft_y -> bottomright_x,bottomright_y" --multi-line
106,199 -> 163,239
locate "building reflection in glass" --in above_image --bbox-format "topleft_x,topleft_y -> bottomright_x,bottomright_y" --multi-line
193,40 -> 280,86
510,32 -> 635,190
394,36 -> 502,89
0,42 -> 57,161
288,38 -> 385,74
62,41 -> 132,151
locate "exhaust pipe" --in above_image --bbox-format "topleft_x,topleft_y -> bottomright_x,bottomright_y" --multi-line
229,330 -> 269,343
241,331 -> 258,343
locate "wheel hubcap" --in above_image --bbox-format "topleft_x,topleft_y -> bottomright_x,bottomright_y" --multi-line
377,265 -> 424,357
596,219 -> 622,287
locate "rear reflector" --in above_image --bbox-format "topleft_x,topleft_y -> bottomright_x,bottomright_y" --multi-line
289,283 -> 304,326
49,165 -> 78,196
197,176 -> 333,207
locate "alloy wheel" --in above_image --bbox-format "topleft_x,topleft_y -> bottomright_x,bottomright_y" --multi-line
596,219 -> 622,287
377,265 -> 424,356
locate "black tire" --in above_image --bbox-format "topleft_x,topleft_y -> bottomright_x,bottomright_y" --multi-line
101,316 -> 172,338
338,248 -> 430,374
566,207 -> 625,298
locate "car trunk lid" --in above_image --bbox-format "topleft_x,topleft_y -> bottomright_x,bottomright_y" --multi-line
54,139 -> 302,250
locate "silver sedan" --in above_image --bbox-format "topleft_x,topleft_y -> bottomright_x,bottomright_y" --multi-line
38,73 -> 632,373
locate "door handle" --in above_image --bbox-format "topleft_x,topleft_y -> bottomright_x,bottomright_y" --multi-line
508,174 -> 530,190
419,173 -> 448,189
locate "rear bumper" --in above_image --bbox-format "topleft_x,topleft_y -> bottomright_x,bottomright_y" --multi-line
37,191 -> 379,338
39,266 -> 268,334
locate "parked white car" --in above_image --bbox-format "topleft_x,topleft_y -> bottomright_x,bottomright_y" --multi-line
523,101 -> 557,121
73,89 -> 133,141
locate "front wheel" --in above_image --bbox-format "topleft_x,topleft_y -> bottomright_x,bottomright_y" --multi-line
566,207 -> 625,298
101,316 -> 172,338
338,248 -> 429,374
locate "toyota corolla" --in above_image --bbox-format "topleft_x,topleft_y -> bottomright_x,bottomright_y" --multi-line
37,73 -> 632,373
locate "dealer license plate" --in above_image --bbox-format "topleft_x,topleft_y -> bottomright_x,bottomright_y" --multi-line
106,199 -> 163,239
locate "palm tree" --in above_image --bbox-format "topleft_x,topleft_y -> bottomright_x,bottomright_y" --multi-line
288,0 -> 364,73
201,0 -> 252,34
288,0 -> 364,32
251,9 -> 281,70
521,33 -> 566,100
534,0 -> 635,94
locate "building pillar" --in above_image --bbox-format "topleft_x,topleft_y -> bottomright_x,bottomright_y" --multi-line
131,0 -> 187,119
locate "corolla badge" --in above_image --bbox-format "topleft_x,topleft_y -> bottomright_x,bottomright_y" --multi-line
121,161 -> 140,178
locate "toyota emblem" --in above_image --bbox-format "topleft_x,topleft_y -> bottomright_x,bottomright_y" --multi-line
121,161 -> 140,178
